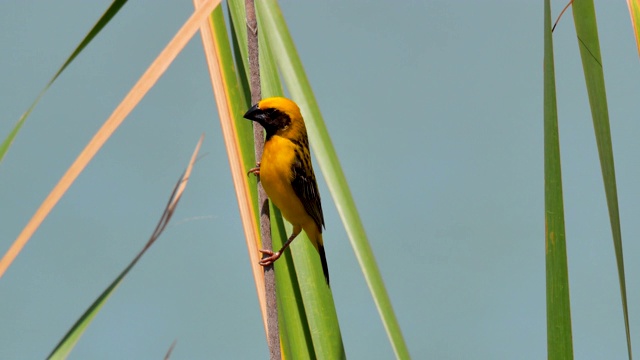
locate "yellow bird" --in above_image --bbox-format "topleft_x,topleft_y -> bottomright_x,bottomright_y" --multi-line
244,97 -> 329,284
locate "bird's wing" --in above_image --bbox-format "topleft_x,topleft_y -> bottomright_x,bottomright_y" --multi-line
291,153 -> 325,231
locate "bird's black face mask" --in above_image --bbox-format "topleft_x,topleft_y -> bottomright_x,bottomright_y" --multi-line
244,104 -> 291,137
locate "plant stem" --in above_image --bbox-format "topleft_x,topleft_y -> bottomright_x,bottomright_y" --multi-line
245,0 -> 280,358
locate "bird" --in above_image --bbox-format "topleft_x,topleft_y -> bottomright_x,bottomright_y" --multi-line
244,97 -> 329,285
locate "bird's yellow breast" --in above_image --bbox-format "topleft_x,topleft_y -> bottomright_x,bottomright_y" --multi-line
260,135 -> 310,227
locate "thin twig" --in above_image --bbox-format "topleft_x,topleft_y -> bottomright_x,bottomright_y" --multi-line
164,339 -> 178,360
245,0 -> 281,359
552,0 -> 574,32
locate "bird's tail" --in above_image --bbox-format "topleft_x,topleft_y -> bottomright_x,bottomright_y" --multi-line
318,244 -> 330,286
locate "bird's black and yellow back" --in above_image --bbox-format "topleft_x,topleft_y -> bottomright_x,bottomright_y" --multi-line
244,97 -> 329,284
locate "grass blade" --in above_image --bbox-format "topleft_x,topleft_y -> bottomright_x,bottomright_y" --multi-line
228,1 -> 345,357
254,15 -> 320,360
48,135 -> 203,360
572,1 -> 632,358
544,1 -> 573,359
257,1 -> 409,358
255,9 -> 346,360
0,0 -> 220,279
200,4 -> 314,358
0,0 -> 128,164
544,1 -> 574,358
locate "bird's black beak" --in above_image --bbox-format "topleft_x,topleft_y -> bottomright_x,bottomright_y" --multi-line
243,103 -> 265,124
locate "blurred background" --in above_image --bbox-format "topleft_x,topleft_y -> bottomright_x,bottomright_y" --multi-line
1,1 -> 639,359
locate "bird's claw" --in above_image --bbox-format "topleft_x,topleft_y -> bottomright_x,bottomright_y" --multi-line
247,162 -> 261,177
259,249 -> 281,266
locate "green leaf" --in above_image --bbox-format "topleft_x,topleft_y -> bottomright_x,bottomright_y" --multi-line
256,2 -> 410,359
257,19 -> 324,360
228,1 -> 346,358
544,1 -> 573,359
0,0 -> 128,165
48,271 -> 125,359
220,4 -> 316,359
572,1 -> 632,358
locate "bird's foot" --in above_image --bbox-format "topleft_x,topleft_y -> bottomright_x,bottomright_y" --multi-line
247,162 -> 261,177
259,249 -> 282,266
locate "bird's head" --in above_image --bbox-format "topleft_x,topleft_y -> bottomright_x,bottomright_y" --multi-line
243,97 -> 305,138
